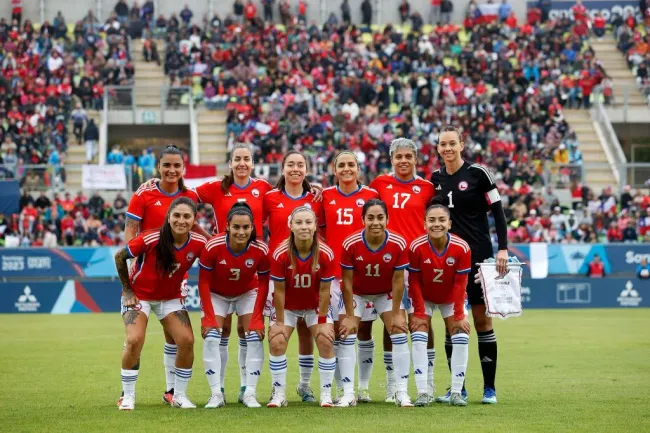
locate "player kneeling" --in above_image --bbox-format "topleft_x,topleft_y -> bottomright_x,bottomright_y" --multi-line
338,199 -> 413,407
263,206 -> 337,408
408,203 -> 471,407
114,198 -> 206,410
197,203 -> 270,408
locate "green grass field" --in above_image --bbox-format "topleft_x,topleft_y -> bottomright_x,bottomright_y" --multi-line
1,310 -> 649,432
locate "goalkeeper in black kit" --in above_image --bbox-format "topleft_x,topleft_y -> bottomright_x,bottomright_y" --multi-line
429,126 -> 509,405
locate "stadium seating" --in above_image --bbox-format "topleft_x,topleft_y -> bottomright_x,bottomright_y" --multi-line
612,7 -> 650,105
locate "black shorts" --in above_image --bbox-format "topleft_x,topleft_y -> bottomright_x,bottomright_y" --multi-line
467,256 -> 490,306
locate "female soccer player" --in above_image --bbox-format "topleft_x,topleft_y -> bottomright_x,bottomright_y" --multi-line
115,197 -> 207,410
197,202 -> 270,409
124,145 -> 203,406
430,126 -> 509,404
319,151 -> 379,402
369,138 -> 435,402
338,199 -> 413,407
264,206 -> 336,408
408,203 -> 472,407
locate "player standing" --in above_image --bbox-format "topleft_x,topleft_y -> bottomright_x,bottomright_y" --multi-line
369,138 -> 435,402
408,203 -> 472,407
338,199 -> 413,407
197,203 -> 270,409
430,126 -> 509,404
115,197 -> 207,410
262,206 -> 336,408
318,151 -> 379,402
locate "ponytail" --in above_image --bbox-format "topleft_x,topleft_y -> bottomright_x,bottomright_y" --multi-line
155,197 -> 197,275
275,149 -> 311,194
286,206 -> 320,274
160,145 -> 187,192
222,143 -> 254,194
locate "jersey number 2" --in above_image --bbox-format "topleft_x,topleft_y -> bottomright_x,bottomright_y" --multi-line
432,269 -> 444,283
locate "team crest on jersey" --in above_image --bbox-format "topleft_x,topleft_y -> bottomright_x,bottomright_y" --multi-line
252,188 -> 260,198
356,199 -> 365,207
383,253 -> 392,262
446,257 -> 456,266
458,181 -> 468,191
412,185 -> 421,194
186,252 -> 195,261
245,258 -> 255,268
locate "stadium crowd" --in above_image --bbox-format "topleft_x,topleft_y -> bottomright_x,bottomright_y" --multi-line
613,1 -> 650,105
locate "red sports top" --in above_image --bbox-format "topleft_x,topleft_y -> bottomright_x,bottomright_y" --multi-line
126,183 -> 199,231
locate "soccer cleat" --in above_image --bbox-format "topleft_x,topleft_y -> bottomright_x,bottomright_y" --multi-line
334,393 -> 357,407
357,388 -> 372,403
427,383 -> 435,397
450,392 -> 468,406
267,391 -> 288,408
320,392 -> 334,407
163,388 -> 174,405
118,394 -> 135,410
334,388 -> 345,404
238,386 -> 246,403
384,384 -> 397,403
205,392 -> 226,409
436,388 -> 467,403
395,391 -> 414,407
482,387 -> 497,404
296,384 -> 316,403
414,393 -> 431,407
172,394 -> 196,409
242,390 -> 262,408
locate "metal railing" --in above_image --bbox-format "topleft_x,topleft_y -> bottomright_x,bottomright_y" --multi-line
592,98 -> 628,189
104,85 -> 192,119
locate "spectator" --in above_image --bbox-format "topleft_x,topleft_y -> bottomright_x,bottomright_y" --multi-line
441,0 -> 453,24
244,0 -> 257,24
35,192 -> 51,211
11,0 -> 22,25
593,12 -> 606,39
233,0 -> 244,24
263,0 -> 275,21
621,185 -> 634,210
180,3 -> 193,26
430,0 -> 441,25
638,258 -> 650,279
341,0 -> 351,25
361,0 -> 372,27
113,192 -> 128,217
586,254 -> 606,278
88,192 -> 105,217
499,0 -> 512,22
399,0 -> 410,24
84,119 -> 100,163
71,103 -> 88,145
115,0 -> 129,23
107,145 -> 125,164
622,220 -> 638,242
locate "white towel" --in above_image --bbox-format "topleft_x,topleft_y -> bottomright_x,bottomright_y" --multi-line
479,262 -> 524,319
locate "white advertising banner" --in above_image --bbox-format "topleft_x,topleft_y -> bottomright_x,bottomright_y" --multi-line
82,165 -> 127,190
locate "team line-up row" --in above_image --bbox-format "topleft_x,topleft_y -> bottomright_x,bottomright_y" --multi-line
115,131 -> 509,410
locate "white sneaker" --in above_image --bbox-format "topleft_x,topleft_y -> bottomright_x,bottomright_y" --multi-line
414,392 -> 431,407
320,392 -> 334,407
119,394 -> 135,411
334,387 -> 345,404
172,394 -> 196,409
427,382 -> 435,397
395,391 -> 414,407
357,388 -> 372,403
204,392 -> 225,408
385,384 -> 397,403
242,390 -> 262,408
267,391 -> 288,408
334,393 -> 357,407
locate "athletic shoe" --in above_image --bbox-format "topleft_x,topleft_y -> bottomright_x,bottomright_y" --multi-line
414,393 -> 431,407
205,392 -> 225,409
172,394 -> 196,409
320,392 -> 334,407
163,388 -> 174,405
334,393 -> 357,407
238,386 -> 246,403
334,387 -> 345,404
267,391 -> 288,408
221,387 -> 226,404
242,390 -> 262,408
296,384 -> 316,403
482,387 -> 497,404
427,383 -> 435,397
385,384 -> 397,403
118,394 -> 135,411
395,391 -> 414,407
357,388 -> 372,403
450,392 -> 468,406
436,388 -> 467,403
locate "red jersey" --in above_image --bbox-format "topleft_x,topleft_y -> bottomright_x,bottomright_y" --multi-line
127,230 -> 207,301
318,185 -> 379,278
270,241 -> 335,311
198,233 -> 270,327
407,233 -> 471,320
369,174 -> 435,244
340,229 -> 409,295
195,177 -> 272,235
263,189 -> 322,254
126,184 -> 199,231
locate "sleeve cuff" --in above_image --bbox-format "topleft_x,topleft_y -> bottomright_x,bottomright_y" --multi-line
321,276 -> 335,282
394,263 -> 409,270
457,268 -> 471,274
125,212 -> 142,221
270,275 -> 285,281
408,267 -> 420,272
125,245 -> 134,258
258,269 -> 270,274
340,263 -> 354,269
198,262 -> 213,271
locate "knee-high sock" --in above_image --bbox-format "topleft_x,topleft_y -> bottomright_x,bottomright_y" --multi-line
238,337 -> 248,388
298,355 -> 314,386
333,340 -> 342,390
427,349 -> 435,391
174,367 -> 192,397
451,333 -> 469,394
390,333 -> 410,393
357,338 -> 375,390
202,329 -> 222,395
411,331 -> 428,394
219,337 -> 229,390
337,335 -> 357,395
477,330 -> 497,389
269,355 -> 288,394
384,352 -> 395,388
163,343 -> 177,392
121,369 -> 138,397
444,334 -> 452,372
318,357 -> 336,395
245,332 -> 264,393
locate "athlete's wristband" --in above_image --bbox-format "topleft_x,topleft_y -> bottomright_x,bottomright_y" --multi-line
318,316 -> 327,324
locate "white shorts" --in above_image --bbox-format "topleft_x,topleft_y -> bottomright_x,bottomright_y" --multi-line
284,309 -> 334,328
181,279 -> 189,298
424,300 -> 467,320
401,269 -> 415,314
265,281 -> 341,322
209,289 -> 257,318
352,292 -> 403,318
334,281 -> 378,322
121,297 -> 185,320
330,279 -> 342,317
264,280 -> 275,318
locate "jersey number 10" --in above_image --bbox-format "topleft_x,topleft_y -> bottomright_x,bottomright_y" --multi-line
294,274 -> 312,288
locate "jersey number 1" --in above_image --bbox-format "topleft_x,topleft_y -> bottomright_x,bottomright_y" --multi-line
447,191 -> 455,208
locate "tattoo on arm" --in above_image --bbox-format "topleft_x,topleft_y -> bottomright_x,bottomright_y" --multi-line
123,310 -> 140,326
115,248 -> 134,294
173,310 -> 192,328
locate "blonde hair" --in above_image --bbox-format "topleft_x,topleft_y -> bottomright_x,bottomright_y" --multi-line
286,206 -> 320,274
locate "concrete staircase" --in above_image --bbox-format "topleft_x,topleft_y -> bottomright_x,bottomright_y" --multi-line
196,109 -> 229,167
564,109 -> 617,194
65,110 -> 102,192
590,37 -> 648,108
131,39 -> 168,108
